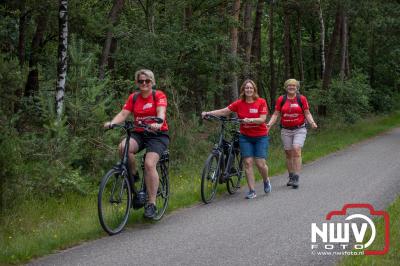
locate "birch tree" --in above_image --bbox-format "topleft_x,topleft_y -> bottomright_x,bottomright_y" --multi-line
55,0 -> 68,120
317,0 -> 325,77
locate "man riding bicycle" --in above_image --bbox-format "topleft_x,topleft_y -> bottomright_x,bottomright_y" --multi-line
104,69 -> 169,219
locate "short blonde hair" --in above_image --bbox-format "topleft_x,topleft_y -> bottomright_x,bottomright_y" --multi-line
135,69 -> 156,84
284,79 -> 300,91
239,79 -> 259,100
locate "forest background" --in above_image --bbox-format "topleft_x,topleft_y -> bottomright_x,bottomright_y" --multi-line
1,0 -> 400,254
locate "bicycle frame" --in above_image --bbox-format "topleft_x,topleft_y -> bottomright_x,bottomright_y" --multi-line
112,123 -> 142,196
98,118 -> 168,234
210,119 -> 240,182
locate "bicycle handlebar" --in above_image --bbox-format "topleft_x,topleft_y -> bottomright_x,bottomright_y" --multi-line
203,114 -> 243,123
108,117 -> 164,132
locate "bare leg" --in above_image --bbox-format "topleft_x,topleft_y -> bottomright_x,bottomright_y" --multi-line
285,149 -> 294,175
119,138 -> 139,175
255,158 -> 269,182
144,152 -> 160,204
292,145 -> 302,174
243,157 -> 255,191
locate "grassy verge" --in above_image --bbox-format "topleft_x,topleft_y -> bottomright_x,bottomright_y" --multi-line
1,111 -> 400,264
338,195 -> 400,265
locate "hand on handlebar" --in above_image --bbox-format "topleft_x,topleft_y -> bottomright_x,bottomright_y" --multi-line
201,111 -> 209,119
149,122 -> 162,131
104,121 -> 112,129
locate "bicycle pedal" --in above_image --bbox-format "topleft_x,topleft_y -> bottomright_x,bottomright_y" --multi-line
132,199 -> 145,209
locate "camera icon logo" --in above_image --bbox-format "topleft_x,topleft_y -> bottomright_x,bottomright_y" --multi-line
311,203 -> 390,255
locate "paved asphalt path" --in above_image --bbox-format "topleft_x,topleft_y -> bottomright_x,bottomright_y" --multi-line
29,128 -> 400,266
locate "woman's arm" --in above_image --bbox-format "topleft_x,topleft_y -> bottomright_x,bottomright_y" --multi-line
243,114 -> 267,124
304,110 -> 318,129
266,110 -> 280,128
156,106 -> 166,120
149,106 -> 167,130
201,107 -> 232,118
103,109 -> 131,128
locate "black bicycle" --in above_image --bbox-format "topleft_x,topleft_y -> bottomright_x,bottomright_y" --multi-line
98,117 -> 170,235
201,114 -> 244,204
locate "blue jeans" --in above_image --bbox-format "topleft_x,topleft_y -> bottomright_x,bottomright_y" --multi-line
239,135 -> 269,159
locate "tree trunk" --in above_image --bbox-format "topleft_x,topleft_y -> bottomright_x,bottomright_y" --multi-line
339,11 -> 348,81
241,0 -> 253,77
56,0 -> 68,120
229,0 -> 241,101
108,38 -> 118,74
311,28 -> 318,81
345,24 -> 350,77
183,4 -> 192,30
15,3 -> 29,112
322,5 -> 342,90
317,0 -> 325,78
138,0 -> 155,33
283,6 -> 292,79
369,30 -> 375,88
251,0 -> 265,84
269,1 -> 277,112
98,0 -> 125,80
24,10 -> 48,97
296,8 -> 304,81
18,3 -> 28,66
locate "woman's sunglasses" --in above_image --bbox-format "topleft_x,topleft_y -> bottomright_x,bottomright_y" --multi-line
138,79 -> 152,84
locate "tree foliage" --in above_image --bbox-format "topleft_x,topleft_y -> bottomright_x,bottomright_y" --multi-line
0,0 -> 399,204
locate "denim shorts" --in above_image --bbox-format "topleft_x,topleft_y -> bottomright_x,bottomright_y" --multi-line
239,135 -> 269,159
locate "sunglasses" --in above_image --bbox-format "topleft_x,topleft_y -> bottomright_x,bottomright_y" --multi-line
138,79 -> 152,84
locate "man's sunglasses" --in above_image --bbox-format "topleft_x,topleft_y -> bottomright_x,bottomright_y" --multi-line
138,79 -> 152,84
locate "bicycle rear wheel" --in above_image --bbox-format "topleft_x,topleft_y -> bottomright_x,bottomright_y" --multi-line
153,163 -> 169,220
98,169 -> 131,235
201,153 -> 220,204
226,150 -> 243,194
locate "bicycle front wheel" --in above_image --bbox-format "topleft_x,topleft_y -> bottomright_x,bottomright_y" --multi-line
153,163 -> 169,221
98,169 -> 131,235
226,150 -> 243,194
201,153 -> 220,204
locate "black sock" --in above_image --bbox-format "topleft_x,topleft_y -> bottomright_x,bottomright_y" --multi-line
289,172 -> 294,177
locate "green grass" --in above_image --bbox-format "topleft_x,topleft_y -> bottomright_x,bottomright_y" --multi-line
338,195 -> 400,265
1,111 -> 400,265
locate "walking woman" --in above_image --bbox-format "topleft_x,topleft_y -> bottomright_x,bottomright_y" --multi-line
267,79 -> 317,188
202,79 -> 271,199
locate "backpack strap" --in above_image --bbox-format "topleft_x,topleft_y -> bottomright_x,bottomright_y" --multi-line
280,94 -> 287,109
280,93 -> 304,112
296,93 -> 304,112
132,89 -> 157,106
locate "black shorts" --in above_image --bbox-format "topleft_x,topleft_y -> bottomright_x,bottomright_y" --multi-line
131,131 -> 169,157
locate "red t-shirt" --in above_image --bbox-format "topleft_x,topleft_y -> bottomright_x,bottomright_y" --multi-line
275,95 -> 309,128
123,90 -> 168,132
228,98 -> 269,137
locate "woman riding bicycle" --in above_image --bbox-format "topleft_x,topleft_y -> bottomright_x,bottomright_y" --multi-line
104,69 -> 169,219
202,79 -> 271,199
